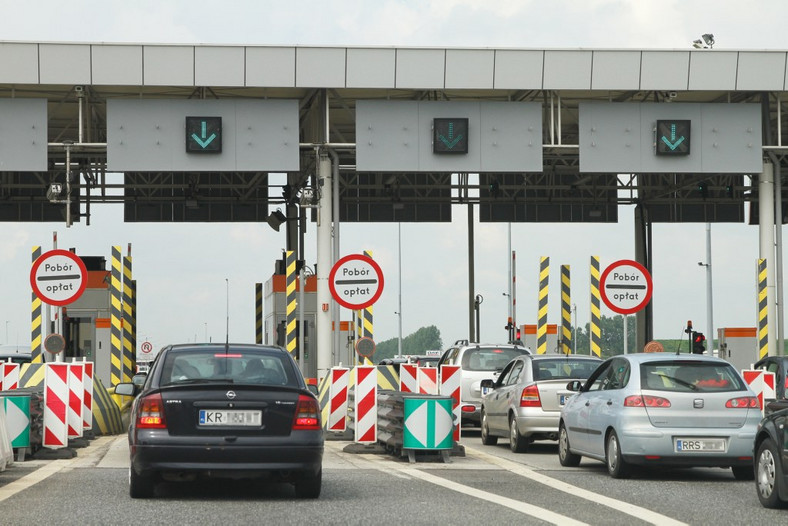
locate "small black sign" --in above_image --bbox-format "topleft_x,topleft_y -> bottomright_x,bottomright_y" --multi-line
433,118 -> 469,154
656,120 -> 690,156
185,116 -> 222,154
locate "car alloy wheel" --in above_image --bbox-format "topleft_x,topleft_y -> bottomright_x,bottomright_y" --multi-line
509,416 -> 528,453
558,423 -> 581,467
480,410 -> 498,446
605,430 -> 631,479
756,438 -> 785,508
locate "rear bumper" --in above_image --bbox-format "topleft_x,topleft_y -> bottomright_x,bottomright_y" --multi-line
619,427 -> 756,467
130,430 -> 323,478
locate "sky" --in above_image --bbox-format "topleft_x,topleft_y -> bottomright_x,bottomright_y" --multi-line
0,1 -> 786,356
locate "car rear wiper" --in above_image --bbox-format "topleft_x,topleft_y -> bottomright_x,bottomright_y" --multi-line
655,373 -> 697,390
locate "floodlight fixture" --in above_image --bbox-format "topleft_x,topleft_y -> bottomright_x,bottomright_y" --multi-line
266,210 -> 287,231
702,34 -> 715,47
692,40 -> 704,49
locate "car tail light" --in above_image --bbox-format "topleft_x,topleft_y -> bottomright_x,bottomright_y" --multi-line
520,385 -> 541,407
461,405 -> 476,413
624,395 -> 671,408
726,396 -> 759,408
137,393 -> 167,428
292,394 -> 321,430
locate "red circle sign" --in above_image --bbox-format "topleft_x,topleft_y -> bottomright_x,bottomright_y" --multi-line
29,249 -> 88,306
599,259 -> 653,315
329,254 -> 384,310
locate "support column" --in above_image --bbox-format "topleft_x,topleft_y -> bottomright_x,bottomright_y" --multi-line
634,204 -> 651,352
759,162 -> 777,356
316,151 -> 333,380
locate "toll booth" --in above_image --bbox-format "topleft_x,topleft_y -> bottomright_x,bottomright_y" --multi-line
60,255 -> 114,386
263,272 -> 319,379
520,324 -> 558,353
717,327 -> 758,371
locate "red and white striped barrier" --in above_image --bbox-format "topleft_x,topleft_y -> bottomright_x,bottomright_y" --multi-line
354,365 -> 377,443
417,366 -> 438,395
399,364 -> 418,393
327,367 -> 350,432
82,360 -> 94,431
43,363 -> 69,448
2,362 -> 20,391
742,369 -> 776,413
440,364 -> 462,442
67,363 -> 84,438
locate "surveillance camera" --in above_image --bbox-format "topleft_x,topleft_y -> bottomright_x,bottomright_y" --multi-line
668,91 -> 678,99
74,86 -> 84,92
47,183 -> 62,201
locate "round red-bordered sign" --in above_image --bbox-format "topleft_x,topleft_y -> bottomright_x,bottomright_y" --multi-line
329,254 -> 384,310
29,249 -> 88,306
599,259 -> 653,315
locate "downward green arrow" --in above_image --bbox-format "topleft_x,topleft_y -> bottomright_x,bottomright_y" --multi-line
661,123 -> 685,150
191,121 -> 217,148
438,122 -> 463,149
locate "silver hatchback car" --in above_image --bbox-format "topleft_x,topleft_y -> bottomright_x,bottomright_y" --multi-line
558,352 -> 761,479
480,354 -> 601,452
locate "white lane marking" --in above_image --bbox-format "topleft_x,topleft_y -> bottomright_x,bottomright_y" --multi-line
0,458 -> 76,502
464,445 -> 687,526
363,454 -> 587,526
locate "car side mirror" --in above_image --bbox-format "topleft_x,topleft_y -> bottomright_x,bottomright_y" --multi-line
480,379 -> 495,390
131,373 -> 147,387
115,382 -> 138,397
566,380 -> 583,392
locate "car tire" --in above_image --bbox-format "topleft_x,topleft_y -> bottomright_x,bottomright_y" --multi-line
605,430 -> 631,479
558,423 -> 581,467
756,438 -> 787,508
732,465 -> 754,481
480,410 -> 498,446
129,467 -> 155,499
509,416 -> 528,453
294,469 -> 322,499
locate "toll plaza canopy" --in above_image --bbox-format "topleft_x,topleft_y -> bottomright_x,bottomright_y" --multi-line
0,42 -> 786,225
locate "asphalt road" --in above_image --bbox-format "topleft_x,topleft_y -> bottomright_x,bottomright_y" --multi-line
0,431 -> 784,525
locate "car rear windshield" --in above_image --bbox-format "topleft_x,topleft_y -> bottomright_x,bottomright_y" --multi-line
640,361 -> 746,392
160,349 -> 297,387
533,359 -> 599,380
462,347 -> 528,371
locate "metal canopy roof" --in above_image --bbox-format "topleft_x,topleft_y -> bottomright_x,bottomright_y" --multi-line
0,42 -> 786,224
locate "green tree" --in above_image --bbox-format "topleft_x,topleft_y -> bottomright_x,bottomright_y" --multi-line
573,314 -> 636,358
372,325 -> 443,362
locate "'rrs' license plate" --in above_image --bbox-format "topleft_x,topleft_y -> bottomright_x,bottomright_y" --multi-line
675,438 -> 726,452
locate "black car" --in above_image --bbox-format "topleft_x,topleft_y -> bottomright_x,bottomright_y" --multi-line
115,343 -> 324,499
753,356 -> 788,414
754,407 -> 788,508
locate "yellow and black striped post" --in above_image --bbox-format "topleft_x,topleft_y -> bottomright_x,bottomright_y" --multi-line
285,251 -> 298,358
536,256 -> 549,354
31,246 -> 43,363
758,258 -> 768,360
110,246 -> 124,387
255,283 -> 263,344
122,248 -> 136,381
590,256 -> 602,358
561,264 -> 571,355
361,250 -> 374,365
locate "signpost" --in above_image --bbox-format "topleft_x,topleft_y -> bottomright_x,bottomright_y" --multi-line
185,116 -> 222,153
29,249 -> 88,306
655,120 -> 691,156
599,259 -> 653,315
432,118 -> 469,154
328,253 -> 384,310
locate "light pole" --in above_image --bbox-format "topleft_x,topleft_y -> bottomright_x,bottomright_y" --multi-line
698,223 -> 714,352
398,223 -> 403,356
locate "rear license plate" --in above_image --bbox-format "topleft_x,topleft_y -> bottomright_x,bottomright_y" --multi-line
199,409 -> 262,427
559,394 -> 573,406
674,438 -> 726,452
